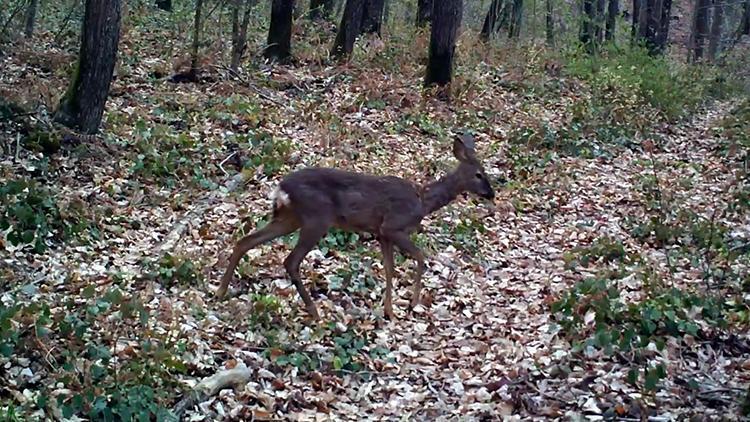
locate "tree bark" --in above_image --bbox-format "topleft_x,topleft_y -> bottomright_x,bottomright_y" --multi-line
156,0 -> 172,11
480,0 -> 503,41
546,0 -> 554,44
595,0 -> 606,43
310,0 -> 333,19
24,0 -> 39,38
581,0 -> 595,49
417,0 -> 433,26
190,0 -> 204,76
634,0 -> 672,54
425,0 -> 462,87
605,0 -> 617,41
707,0 -> 723,61
741,0 -> 750,37
264,0 -> 295,61
690,0 -> 710,61
508,0 -> 523,38
231,0 -> 255,72
631,0 -> 640,42
331,0 -> 365,58
361,0 -> 385,34
54,0 -> 122,134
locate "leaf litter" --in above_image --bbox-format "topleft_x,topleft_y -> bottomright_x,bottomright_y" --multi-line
1,29 -> 749,421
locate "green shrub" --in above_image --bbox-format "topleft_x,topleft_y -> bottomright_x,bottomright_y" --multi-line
552,276 -> 727,390
0,179 -> 89,253
564,45 -> 709,121
240,131 -> 292,177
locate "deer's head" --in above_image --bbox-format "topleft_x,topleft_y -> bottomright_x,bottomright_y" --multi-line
452,133 -> 495,200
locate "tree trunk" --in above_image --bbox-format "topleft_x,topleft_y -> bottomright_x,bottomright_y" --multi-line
54,0 -> 122,134
231,0 -> 255,72
24,0 -> 39,38
480,0 -> 503,41
361,0 -> 385,34
740,0 -> 750,37
331,0 -> 365,58
707,0 -> 723,61
508,0 -> 523,38
416,0 -> 433,26
264,0 -> 294,61
690,0 -> 710,61
156,0 -> 172,11
634,0 -> 672,54
581,0 -> 595,49
190,0 -> 204,76
605,0 -> 617,41
631,0 -> 639,41
310,0 -> 333,19
425,0 -> 462,87
595,0 -> 606,43
546,0 -> 554,44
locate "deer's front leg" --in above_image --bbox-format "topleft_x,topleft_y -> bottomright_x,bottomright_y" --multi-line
379,239 -> 395,320
390,233 -> 426,309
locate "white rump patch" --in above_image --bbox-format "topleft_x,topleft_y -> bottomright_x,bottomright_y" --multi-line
269,186 -> 291,209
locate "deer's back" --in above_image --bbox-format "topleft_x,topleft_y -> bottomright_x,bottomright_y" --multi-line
278,167 -> 424,232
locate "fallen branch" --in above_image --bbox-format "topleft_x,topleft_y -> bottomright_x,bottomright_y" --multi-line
171,362 -> 253,420
156,170 -> 251,255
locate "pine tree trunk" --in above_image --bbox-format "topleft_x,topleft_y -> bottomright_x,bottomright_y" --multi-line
605,0 -> 617,41
361,0 -> 385,34
156,0 -> 172,11
425,0 -> 462,87
690,0 -> 710,61
546,0 -> 554,44
331,0 -> 365,58
508,0 -> 523,38
707,0 -> 723,61
264,0 -> 295,61
54,0 -> 122,134
24,0 -> 39,38
480,0 -> 503,41
416,0 -> 433,26
190,0 -> 204,76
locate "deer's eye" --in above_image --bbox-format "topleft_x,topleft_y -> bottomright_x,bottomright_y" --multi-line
475,172 -> 483,179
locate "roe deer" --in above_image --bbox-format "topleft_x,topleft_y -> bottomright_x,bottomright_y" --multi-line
217,133 -> 495,320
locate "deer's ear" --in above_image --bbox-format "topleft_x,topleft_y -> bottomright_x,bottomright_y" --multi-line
453,134 -> 476,162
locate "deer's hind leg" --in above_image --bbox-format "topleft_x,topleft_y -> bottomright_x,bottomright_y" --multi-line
217,213 -> 299,299
283,223 -> 330,320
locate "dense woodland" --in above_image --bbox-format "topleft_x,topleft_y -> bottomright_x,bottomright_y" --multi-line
1,0 -> 750,419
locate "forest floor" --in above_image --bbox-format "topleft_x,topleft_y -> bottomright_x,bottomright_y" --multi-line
2,24 -> 750,421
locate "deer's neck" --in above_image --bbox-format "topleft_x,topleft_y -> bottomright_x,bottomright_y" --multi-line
422,171 -> 463,215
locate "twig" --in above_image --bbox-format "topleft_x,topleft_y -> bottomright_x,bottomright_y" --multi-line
421,372 -> 442,399
701,208 -> 720,292
646,146 -> 674,276
524,381 -> 575,405
0,0 -> 28,38
218,151 -> 237,176
53,0 -> 80,45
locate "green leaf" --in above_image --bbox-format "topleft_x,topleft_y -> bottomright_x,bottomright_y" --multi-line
627,368 -> 639,385
644,368 -> 661,391
333,356 -> 343,371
